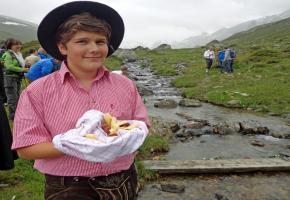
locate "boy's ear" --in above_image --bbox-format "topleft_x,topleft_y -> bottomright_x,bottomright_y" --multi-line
57,43 -> 67,56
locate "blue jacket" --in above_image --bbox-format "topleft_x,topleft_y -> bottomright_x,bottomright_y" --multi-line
38,52 -> 51,59
25,58 -> 58,81
218,51 -> 225,61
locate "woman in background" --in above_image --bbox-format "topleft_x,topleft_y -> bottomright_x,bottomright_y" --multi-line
2,38 -> 28,120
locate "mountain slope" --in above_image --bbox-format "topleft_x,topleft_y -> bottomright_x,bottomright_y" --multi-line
0,15 -> 37,43
223,17 -> 290,48
174,9 -> 290,48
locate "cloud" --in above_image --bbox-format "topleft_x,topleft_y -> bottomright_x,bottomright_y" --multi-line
0,0 -> 290,48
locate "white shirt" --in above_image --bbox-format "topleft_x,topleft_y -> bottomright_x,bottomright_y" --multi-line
12,51 -> 25,67
204,50 -> 215,59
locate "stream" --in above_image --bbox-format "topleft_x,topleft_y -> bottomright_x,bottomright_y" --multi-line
125,61 -> 290,200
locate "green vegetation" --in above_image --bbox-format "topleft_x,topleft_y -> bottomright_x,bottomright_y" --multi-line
0,160 -> 44,200
104,55 -> 123,70
21,41 -> 41,57
135,135 -> 170,187
0,134 -> 169,199
134,17 -> 290,114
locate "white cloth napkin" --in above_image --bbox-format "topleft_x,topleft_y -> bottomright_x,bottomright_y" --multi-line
52,110 -> 148,162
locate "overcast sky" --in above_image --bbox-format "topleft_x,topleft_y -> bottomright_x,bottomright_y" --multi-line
1,0 -> 290,48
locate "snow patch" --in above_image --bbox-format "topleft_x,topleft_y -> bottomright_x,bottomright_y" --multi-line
2,21 -> 27,26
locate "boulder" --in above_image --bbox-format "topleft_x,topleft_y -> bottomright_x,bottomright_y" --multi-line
179,99 -> 202,107
154,99 -> 178,109
113,49 -> 137,62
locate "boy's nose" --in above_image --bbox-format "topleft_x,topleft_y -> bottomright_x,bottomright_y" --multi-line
89,43 -> 100,52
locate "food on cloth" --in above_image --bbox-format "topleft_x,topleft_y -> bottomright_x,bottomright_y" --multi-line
84,113 -> 138,139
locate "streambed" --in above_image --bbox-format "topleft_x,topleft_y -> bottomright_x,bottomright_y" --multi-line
126,61 -> 290,199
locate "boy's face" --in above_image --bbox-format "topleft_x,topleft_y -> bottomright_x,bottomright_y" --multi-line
58,31 -> 108,74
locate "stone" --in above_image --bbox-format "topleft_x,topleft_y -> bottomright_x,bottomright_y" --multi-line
227,100 -> 240,106
160,183 -> 185,193
251,140 -> 265,147
185,121 -> 205,129
154,99 -> 178,109
179,99 -> 202,107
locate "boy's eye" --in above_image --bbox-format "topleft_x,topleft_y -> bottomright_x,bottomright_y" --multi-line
76,40 -> 87,44
96,41 -> 106,45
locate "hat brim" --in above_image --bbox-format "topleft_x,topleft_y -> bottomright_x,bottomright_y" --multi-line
37,1 -> 124,60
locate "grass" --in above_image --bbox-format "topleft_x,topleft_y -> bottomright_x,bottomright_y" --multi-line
0,134 -> 169,199
0,160 -> 44,200
134,44 -> 290,114
132,18 -> 290,115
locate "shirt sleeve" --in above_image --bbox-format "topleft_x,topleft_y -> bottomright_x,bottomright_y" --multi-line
12,86 -> 52,149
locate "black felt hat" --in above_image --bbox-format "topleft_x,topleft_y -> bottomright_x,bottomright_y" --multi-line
37,1 -> 124,60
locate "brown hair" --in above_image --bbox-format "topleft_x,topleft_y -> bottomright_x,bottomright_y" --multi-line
5,38 -> 22,50
56,12 -> 112,45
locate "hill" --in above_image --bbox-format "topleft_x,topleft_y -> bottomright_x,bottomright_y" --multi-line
173,9 -> 290,48
0,15 -> 37,43
223,17 -> 290,48
133,17 -> 290,115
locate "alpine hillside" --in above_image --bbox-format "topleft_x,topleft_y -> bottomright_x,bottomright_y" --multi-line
0,15 -> 37,44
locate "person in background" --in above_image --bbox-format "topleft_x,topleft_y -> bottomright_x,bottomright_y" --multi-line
218,48 -> 225,73
0,48 -> 7,104
229,48 -> 236,73
0,46 -> 18,170
203,46 -> 215,73
2,38 -> 29,120
0,82 -> 18,170
37,47 -> 51,59
217,49 -> 225,70
25,58 -> 61,82
12,1 -> 150,199
25,48 -> 41,68
223,47 -> 232,73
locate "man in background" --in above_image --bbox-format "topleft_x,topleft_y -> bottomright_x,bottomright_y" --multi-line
203,47 -> 215,73
25,48 -> 40,67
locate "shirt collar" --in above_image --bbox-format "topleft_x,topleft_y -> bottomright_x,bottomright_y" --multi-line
59,62 -> 110,84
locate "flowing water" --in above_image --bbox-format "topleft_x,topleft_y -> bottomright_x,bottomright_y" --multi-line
126,62 -> 290,200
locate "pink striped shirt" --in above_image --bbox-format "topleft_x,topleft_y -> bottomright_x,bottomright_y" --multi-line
12,62 -> 150,176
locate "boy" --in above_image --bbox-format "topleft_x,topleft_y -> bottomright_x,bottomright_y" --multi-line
12,1 -> 150,199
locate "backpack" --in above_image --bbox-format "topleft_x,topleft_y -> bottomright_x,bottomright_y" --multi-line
230,50 -> 236,59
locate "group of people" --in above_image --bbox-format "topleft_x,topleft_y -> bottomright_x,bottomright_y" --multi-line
203,46 -> 236,74
0,42 -> 59,121
0,40 -> 61,171
1,1 -> 150,199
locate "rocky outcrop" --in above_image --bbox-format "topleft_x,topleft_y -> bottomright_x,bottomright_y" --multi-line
113,49 -> 137,62
153,44 -> 171,51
